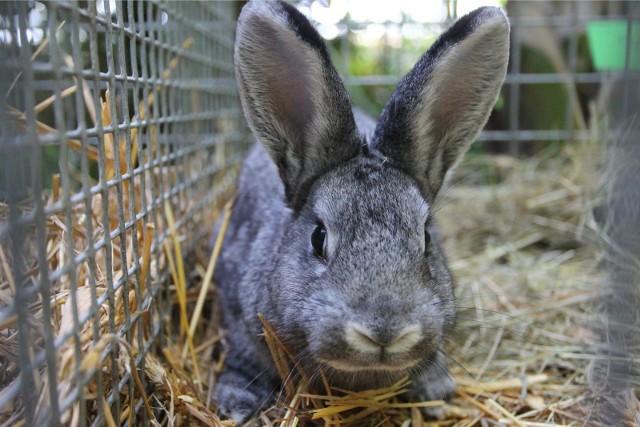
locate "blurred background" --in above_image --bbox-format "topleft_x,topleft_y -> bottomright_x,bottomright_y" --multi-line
296,0 -> 638,155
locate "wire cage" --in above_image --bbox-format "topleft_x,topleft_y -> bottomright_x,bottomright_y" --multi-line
309,0 -> 639,153
1,1 -> 247,426
1,0 -> 638,426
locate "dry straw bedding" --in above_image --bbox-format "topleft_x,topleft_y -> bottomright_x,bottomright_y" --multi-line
1,26 -> 636,427
2,132 -> 631,426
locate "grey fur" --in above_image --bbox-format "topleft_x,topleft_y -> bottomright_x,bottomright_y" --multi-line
214,1 -> 509,423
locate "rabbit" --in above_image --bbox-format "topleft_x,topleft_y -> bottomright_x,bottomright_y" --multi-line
213,0 -> 509,422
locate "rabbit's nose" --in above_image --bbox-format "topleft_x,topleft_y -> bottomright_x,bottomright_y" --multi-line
345,322 -> 422,354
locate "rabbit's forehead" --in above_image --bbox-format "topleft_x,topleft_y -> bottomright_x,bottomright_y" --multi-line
311,159 -> 430,228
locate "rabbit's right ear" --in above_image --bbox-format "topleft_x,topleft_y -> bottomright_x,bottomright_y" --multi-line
235,0 -> 360,211
371,7 -> 510,202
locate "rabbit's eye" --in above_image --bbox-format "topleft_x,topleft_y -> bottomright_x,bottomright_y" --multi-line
424,227 -> 432,254
311,223 -> 328,260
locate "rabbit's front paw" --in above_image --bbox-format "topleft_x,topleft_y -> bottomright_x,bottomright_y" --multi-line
409,355 -> 456,420
214,369 -> 274,424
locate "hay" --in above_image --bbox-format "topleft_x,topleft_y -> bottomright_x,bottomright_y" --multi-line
2,111 -> 623,425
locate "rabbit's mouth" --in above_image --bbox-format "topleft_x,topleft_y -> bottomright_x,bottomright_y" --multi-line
309,322 -> 433,374
318,358 -> 419,373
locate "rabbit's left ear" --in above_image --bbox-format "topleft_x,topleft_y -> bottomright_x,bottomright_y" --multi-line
371,7 -> 510,201
234,0 -> 360,210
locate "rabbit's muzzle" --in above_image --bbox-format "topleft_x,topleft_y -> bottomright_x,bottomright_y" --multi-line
320,322 -> 424,372
345,322 -> 422,355
310,310 -> 442,374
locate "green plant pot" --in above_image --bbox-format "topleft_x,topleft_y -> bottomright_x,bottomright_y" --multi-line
586,20 -> 640,71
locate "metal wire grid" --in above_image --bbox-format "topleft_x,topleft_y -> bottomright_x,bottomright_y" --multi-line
494,8 -> 638,147
0,1 -> 246,426
327,1 -> 639,150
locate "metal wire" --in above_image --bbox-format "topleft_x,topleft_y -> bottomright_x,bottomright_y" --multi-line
1,1 -> 246,426
328,1 -> 639,151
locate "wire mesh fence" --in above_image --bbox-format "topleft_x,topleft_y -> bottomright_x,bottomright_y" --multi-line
1,1 -> 246,425
309,0 -> 639,153
0,0 -> 638,426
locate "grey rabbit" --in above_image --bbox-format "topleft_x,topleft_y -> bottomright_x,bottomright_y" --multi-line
213,0 -> 509,422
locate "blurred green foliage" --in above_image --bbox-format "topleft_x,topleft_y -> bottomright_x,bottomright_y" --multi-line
329,29 -> 438,117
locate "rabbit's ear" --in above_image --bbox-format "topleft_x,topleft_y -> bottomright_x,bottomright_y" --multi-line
371,7 -> 509,201
235,0 -> 360,210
